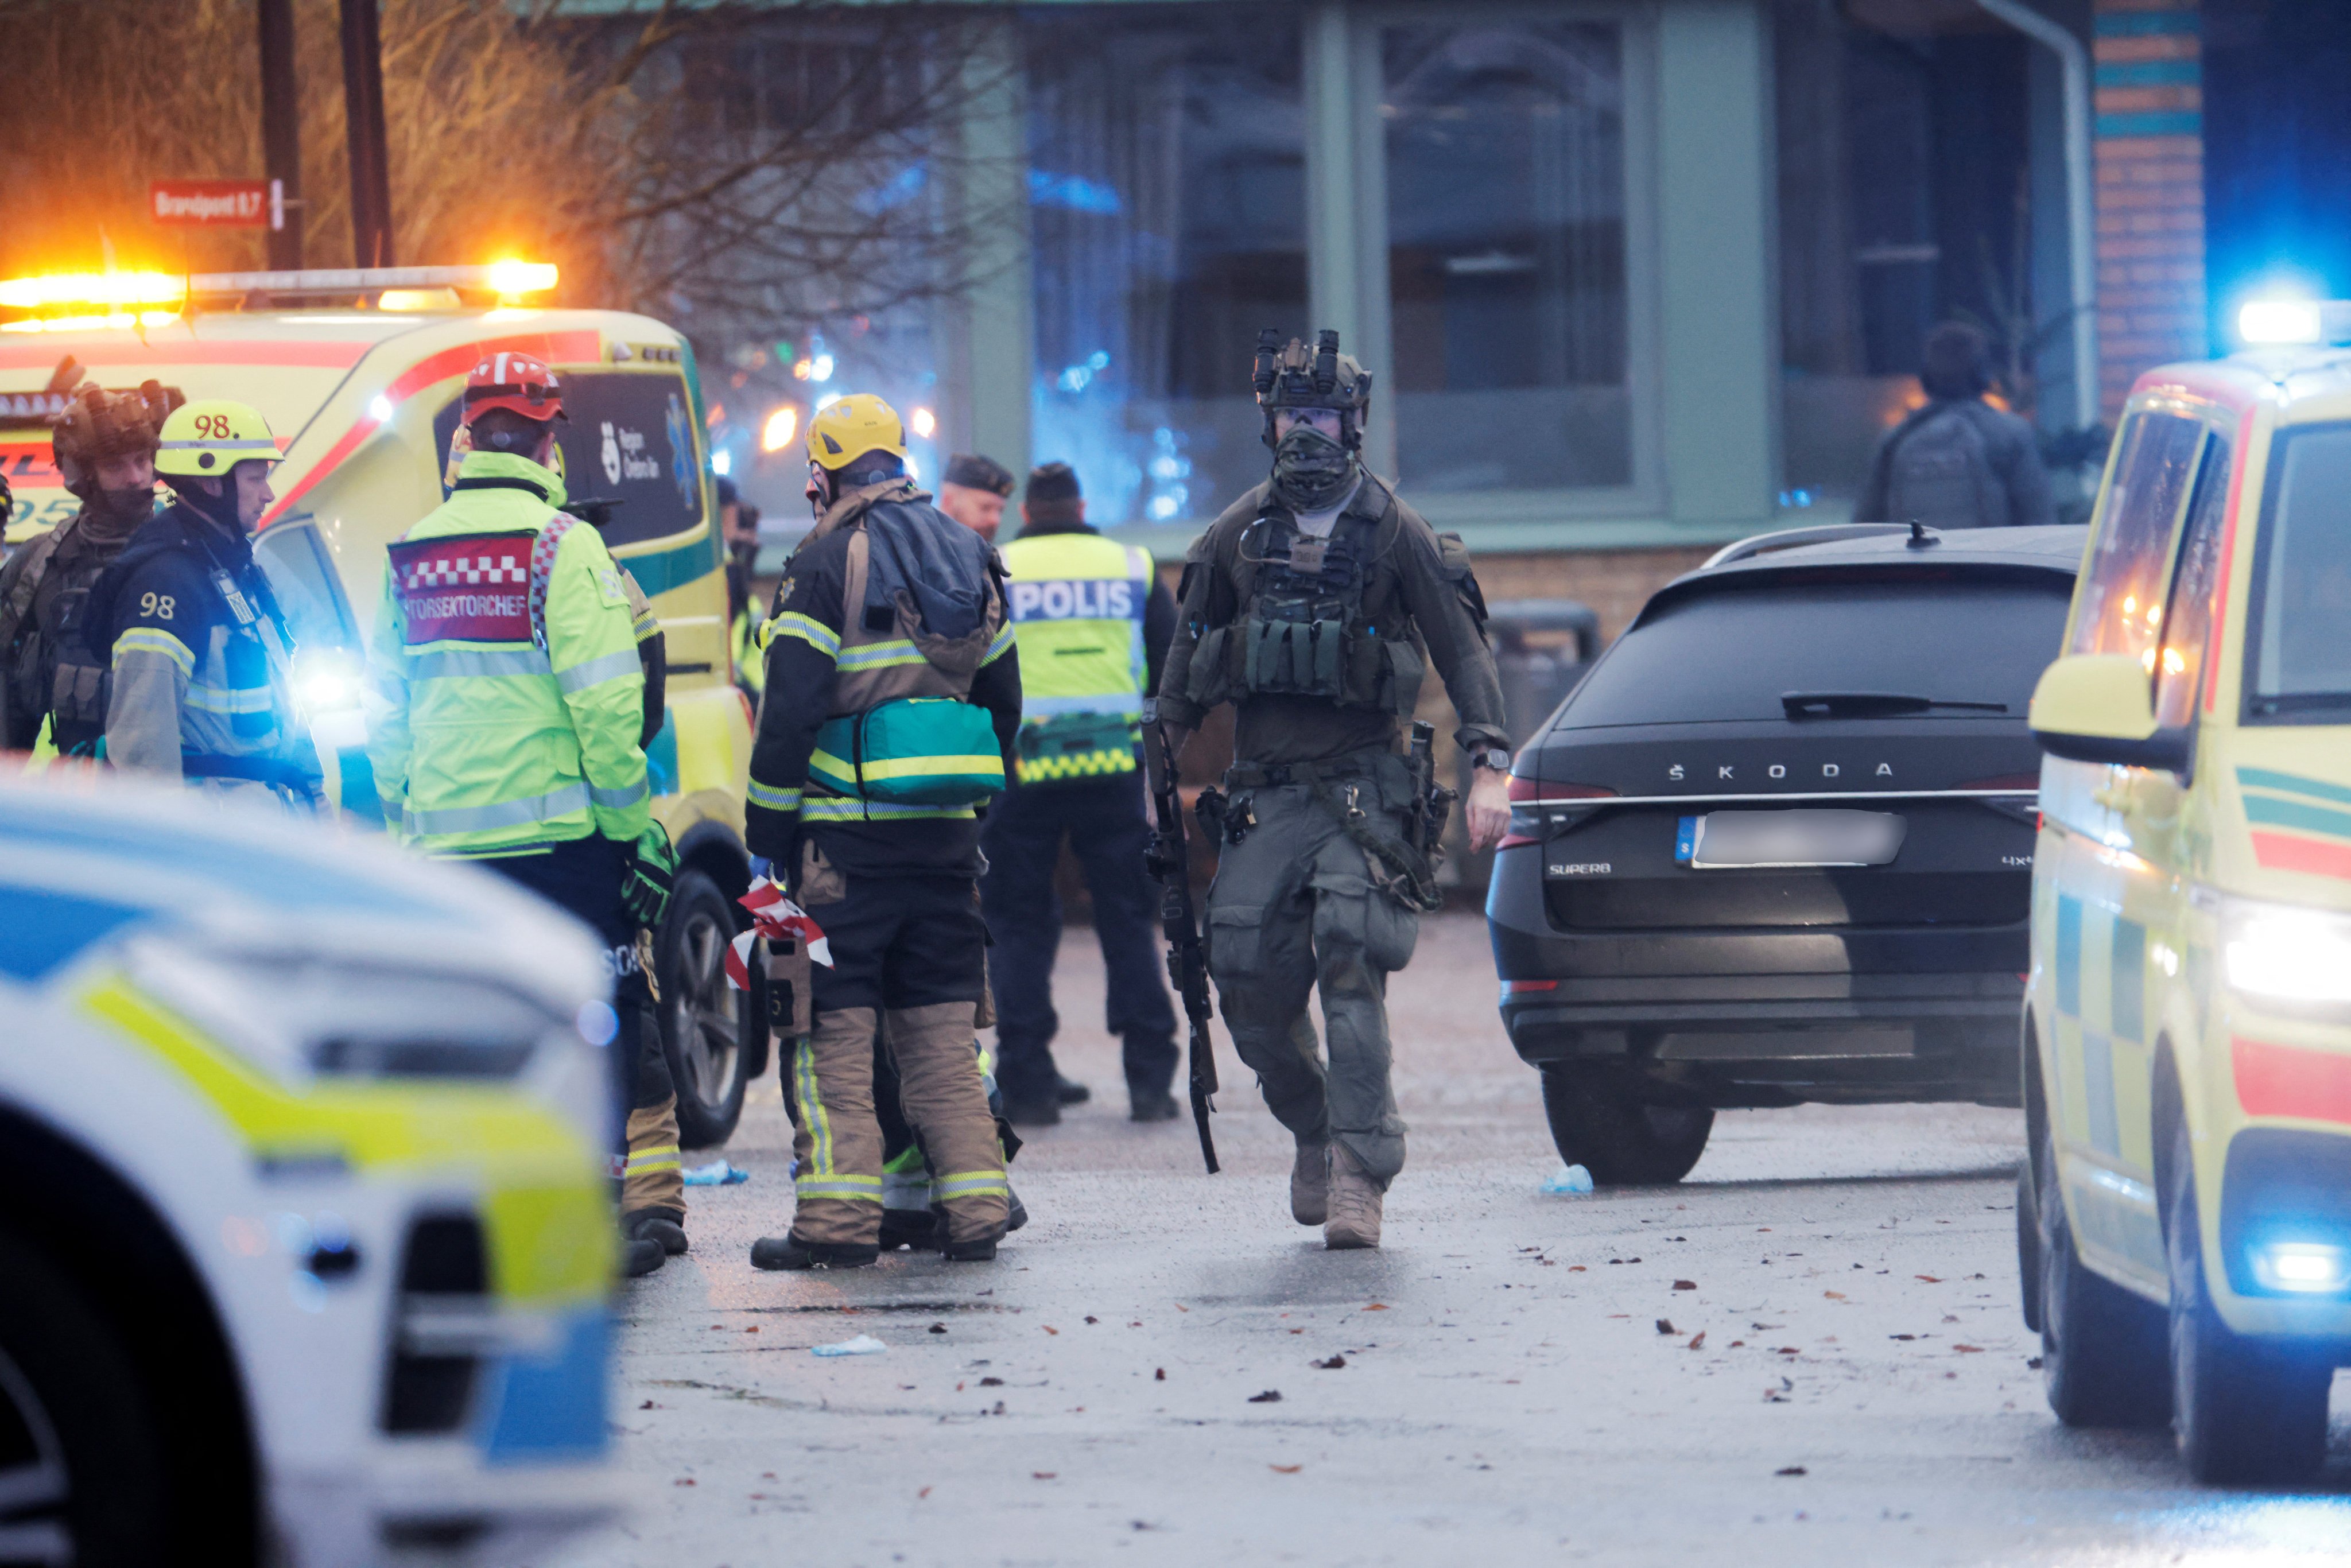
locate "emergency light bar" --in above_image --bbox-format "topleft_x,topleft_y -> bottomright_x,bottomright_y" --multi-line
184,262 -> 558,300
2238,298 -> 2351,347
0,262 -> 558,325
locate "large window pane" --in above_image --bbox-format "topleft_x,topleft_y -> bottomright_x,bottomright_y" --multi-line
1026,7 -> 1305,526
1383,22 -> 1629,494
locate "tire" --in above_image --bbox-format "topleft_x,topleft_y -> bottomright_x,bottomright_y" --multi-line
2016,1162 -> 2044,1334
0,1232 -> 173,1567
2165,1118 -> 2331,1485
657,870 -> 754,1149
2038,1120 -> 2170,1427
1538,1066 -> 1714,1185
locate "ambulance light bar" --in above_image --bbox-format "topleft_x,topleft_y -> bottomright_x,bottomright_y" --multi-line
2238,298 -> 2351,347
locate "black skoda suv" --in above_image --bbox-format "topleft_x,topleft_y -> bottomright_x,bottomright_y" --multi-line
1488,523 -> 2083,1183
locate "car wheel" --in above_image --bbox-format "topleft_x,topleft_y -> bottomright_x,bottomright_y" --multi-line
2164,1117 -> 2330,1484
2016,1162 -> 2043,1333
0,1232 -> 173,1567
657,870 -> 752,1149
2038,1120 -> 2169,1427
1538,1066 -> 1713,1185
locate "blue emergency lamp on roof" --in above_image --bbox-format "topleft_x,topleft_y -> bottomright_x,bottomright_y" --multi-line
2238,297 -> 2351,346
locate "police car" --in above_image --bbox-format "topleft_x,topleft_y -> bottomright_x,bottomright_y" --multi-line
0,265 -> 763,1148
0,774 -> 620,1562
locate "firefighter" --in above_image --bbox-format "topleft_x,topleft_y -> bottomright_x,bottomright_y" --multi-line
363,354 -> 682,1279
90,399 -> 320,802
744,393 -> 1021,1269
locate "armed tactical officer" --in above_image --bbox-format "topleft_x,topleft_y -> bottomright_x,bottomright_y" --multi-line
91,400 -> 320,802
744,394 -> 1020,1270
0,379 -> 176,755
364,355 -> 681,1279
1156,332 -> 1512,1249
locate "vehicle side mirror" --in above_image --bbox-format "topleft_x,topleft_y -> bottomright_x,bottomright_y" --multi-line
2028,653 -> 2191,772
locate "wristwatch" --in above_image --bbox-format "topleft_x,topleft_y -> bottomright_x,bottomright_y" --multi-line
1472,748 -> 1511,773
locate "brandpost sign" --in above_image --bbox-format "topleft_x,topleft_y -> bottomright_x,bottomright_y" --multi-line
150,179 -> 286,230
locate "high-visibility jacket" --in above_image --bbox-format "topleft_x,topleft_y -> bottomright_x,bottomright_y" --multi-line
997,529 -> 1153,781
365,450 -> 650,857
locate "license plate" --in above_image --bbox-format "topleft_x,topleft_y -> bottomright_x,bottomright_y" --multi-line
1674,809 -> 1906,869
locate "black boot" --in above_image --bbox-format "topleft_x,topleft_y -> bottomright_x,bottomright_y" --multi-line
1128,1090 -> 1180,1123
625,1208 -> 689,1255
1054,1073 -> 1092,1105
942,1237 -> 998,1262
621,1236 -> 665,1278
750,1235 -> 880,1271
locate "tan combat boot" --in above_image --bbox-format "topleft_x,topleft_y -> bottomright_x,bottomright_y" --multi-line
1291,1140 -> 1329,1226
1324,1144 -> 1382,1250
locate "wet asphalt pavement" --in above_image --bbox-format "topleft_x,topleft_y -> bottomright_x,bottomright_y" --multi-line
555,913 -> 2351,1567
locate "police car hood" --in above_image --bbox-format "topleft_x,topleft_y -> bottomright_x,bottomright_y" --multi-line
0,773 -> 606,1014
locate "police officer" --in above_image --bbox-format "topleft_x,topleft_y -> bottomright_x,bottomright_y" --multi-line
1,380 -> 176,754
981,461 -> 1182,1124
935,452 -> 1016,543
1156,331 -> 1512,1249
363,354 -> 682,1279
744,394 -> 1019,1269
91,400 -> 321,802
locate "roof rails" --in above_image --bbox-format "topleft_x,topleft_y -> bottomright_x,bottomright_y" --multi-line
1702,522 -> 1937,570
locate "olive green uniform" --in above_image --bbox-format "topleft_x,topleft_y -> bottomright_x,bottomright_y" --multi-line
1156,475 -> 1506,1186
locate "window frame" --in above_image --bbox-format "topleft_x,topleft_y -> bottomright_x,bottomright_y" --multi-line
2239,418 -> 2351,728
1344,0 -> 1663,526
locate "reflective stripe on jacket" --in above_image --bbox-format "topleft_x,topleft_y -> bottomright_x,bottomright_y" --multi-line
998,530 -> 1150,779
365,451 -> 650,856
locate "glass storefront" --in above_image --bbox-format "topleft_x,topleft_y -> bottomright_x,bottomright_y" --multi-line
1382,22 -> 1632,494
1025,7 -> 1307,526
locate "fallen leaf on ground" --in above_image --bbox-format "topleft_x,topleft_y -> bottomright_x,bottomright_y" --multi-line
1775,1347 -> 1800,1355
674,1478 -> 696,1487
1673,1279 -> 1697,1291
1270,1464 -> 1302,1474
1043,1326 -> 1060,1336
2027,1356 -> 2044,1369
1776,1465 -> 1807,1477
1687,1332 -> 1706,1350
1176,1304 -> 1189,1312
1916,1275 -> 1942,1283
979,1376 -> 1004,1387
1890,1334 -> 1917,1341
1822,1291 -> 1845,1300
1033,1472 -> 1057,1480
1953,1344 -> 1984,1354
744,1326 -> 759,1334
1085,1317 -> 1099,1325
1290,1328 -> 1305,1335
1155,1368 -> 1167,1381
929,1324 -> 947,1334
1313,1354 -> 1346,1369
919,1487 -> 932,1499
638,1400 -> 656,1410
1248,1390 -> 1283,1403
1567,1265 -> 1587,1272
1655,1318 -> 1677,1336
1363,1303 -> 1389,1311
1729,1340 -> 1745,1348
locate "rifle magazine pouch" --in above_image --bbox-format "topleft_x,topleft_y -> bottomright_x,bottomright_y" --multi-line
1182,624 -> 1232,707
765,935 -> 814,1042
1380,641 -> 1426,716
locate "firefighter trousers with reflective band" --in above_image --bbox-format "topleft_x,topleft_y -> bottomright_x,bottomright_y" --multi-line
785,871 -> 1006,1248
479,836 -> 680,1214
1203,750 -> 1422,1187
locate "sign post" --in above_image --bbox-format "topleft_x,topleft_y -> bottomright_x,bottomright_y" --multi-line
150,180 -> 277,230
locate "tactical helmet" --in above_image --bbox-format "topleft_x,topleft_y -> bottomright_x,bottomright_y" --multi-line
154,400 -> 280,478
805,393 -> 908,473
51,381 -> 177,498
1253,329 -> 1371,451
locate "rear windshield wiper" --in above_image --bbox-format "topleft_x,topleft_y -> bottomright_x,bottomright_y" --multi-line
1781,690 -> 2008,719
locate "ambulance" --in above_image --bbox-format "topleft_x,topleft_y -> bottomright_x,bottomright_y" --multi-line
0,773 -> 621,1563
2019,301 -> 2351,1482
0,265 -> 762,1146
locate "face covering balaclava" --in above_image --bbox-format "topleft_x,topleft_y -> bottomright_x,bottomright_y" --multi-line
82,477 -> 157,538
1270,423 -> 1356,513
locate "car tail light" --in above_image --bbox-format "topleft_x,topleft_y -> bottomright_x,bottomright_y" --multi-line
1500,779 -> 1615,850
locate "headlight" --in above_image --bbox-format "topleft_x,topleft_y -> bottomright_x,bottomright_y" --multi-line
2222,896 -> 2351,1007
125,936 -> 591,1086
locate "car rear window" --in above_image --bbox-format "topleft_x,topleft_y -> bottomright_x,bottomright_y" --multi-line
1556,572 -> 2074,729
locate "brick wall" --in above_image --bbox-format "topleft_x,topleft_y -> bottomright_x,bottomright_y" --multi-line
2094,0 -> 2207,416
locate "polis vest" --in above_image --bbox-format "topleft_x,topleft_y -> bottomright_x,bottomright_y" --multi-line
998,530 -> 1152,782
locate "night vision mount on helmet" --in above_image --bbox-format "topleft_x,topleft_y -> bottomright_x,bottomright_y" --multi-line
51,380 -> 180,497
1253,329 -> 1372,451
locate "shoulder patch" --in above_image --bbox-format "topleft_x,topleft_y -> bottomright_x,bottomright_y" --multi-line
596,565 -> 628,604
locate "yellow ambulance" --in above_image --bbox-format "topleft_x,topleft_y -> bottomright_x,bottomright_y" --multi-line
2019,308 -> 2351,1483
1,265 -> 761,1144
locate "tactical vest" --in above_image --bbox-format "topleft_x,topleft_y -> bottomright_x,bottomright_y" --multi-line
1182,482 -> 1425,717
0,513 -> 137,755
998,530 -> 1151,783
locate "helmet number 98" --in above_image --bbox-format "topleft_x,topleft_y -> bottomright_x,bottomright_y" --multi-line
193,413 -> 234,438
139,592 -> 174,620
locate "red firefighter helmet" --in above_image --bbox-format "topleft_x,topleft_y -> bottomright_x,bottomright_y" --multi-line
459,351 -> 567,426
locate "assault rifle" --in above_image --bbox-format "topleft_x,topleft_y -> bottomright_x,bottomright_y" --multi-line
1140,699 -> 1220,1173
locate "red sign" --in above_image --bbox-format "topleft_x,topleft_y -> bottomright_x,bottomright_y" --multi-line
387,533 -> 537,646
150,180 -> 273,229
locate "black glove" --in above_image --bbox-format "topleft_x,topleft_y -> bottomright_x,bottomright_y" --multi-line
621,822 -> 677,928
